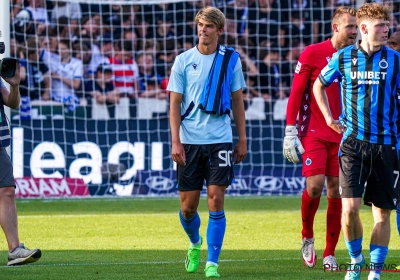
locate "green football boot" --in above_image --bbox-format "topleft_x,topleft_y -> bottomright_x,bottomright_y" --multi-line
204,263 -> 220,278
185,236 -> 202,273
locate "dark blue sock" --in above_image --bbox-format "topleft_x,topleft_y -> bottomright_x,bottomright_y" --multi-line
344,237 -> 363,259
179,210 -> 201,244
397,205 -> 400,235
370,244 -> 388,275
207,211 -> 226,264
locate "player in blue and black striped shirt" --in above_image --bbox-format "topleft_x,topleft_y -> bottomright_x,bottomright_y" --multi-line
314,3 -> 400,280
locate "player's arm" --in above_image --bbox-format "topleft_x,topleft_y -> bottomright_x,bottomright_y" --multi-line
169,91 -> 186,166
2,63 -> 21,109
283,49 -> 313,163
231,88 -> 247,164
313,58 -> 343,134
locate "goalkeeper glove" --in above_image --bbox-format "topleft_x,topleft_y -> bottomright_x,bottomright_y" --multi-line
283,125 -> 305,163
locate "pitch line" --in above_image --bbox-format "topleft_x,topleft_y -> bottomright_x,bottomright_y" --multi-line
0,257 -> 296,268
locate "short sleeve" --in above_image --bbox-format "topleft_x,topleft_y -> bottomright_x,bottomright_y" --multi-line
318,51 -> 341,87
167,55 -> 184,94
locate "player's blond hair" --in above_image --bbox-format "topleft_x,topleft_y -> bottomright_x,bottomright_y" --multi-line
356,3 -> 392,26
195,7 -> 225,31
332,6 -> 356,24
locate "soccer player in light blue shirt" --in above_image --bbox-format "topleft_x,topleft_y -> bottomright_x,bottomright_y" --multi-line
168,6 -> 247,278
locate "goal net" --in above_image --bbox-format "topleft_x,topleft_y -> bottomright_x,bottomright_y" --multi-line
7,0 -> 371,197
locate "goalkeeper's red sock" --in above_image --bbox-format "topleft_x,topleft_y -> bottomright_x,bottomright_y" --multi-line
301,189 -> 321,239
323,197 -> 342,258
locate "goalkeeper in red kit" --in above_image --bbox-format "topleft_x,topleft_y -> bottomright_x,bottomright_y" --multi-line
283,7 -> 358,270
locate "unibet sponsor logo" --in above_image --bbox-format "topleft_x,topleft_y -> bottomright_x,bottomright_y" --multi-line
350,71 -> 387,80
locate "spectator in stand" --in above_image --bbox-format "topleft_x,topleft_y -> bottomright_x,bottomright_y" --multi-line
9,36 -> 19,58
280,40 -> 306,94
87,33 -> 113,78
79,14 -> 101,42
109,40 -> 140,97
257,45 -> 281,100
11,0 -> 24,22
13,8 -> 36,44
136,52 -> 167,99
101,4 -> 134,38
50,1 -> 82,28
38,36 -> 59,75
49,16 -> 76,50
154,13 -> 176,40
51,39 -> 82,112
19,38 -> 50,101
72,41 -> 92,79
123,29 -> 138,55
25,0 -> 49,36
84,64 -> 120,118
247,0 -> 285,45
176,1 -> 199,50
134,14 -> 154,45
156,38 -> 180,78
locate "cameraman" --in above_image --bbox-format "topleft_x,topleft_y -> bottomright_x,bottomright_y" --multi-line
0,62 -> 41,265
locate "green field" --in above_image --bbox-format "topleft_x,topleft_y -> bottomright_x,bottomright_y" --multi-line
0,197 -> 399,279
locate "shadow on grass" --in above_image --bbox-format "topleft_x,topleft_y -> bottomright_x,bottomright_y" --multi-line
1,250 -> 399,280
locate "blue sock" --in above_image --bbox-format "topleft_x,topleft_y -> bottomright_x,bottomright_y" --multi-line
206,210 -> 226,264
344,237 -> 363,261
179,210 -> 201,244
370,244 -> 388,275
397,205 -> 400,235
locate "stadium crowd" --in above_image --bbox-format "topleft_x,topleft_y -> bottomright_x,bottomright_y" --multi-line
8,0 -> 400,116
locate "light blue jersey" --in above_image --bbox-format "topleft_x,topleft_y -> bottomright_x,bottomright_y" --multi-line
167,46 -> 246,144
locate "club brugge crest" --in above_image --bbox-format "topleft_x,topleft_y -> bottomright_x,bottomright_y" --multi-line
379,59 -> 388,69
305,157 -> 312,166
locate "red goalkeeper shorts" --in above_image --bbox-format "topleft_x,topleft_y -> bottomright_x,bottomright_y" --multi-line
300,136 -> 340,178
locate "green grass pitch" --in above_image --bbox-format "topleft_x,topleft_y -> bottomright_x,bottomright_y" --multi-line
0,196 -> 399,279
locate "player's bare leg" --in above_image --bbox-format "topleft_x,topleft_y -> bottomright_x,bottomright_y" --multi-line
0,186 -> 19,251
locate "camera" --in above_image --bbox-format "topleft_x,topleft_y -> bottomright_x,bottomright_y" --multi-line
0,58 -> 18,78
0,42 -> 18,78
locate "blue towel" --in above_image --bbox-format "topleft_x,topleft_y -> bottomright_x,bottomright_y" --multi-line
198,45 -> 239,116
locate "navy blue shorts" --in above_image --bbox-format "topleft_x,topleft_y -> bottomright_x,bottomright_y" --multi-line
0,148 -> 15,188
177,143 -> 234,191
339,137 -> 399,210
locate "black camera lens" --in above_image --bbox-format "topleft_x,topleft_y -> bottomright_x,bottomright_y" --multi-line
2,61 -> 10,73
0,58 -> 17,78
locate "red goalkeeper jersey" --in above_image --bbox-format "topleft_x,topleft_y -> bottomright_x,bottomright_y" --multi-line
286,39 -> 342,143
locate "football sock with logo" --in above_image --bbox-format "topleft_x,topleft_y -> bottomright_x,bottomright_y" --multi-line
396,204 -> 400,235
345,237 -> 363,263
369,244 -> 388,278
179,210 -> 201,245
206,210 -> 226,264
301,189 -> 321,239
323,197 -> 342,258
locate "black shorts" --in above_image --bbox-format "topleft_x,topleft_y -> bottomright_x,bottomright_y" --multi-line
0,148 -> 15,188
177,143 -> 234,191
339,137 -> 400,210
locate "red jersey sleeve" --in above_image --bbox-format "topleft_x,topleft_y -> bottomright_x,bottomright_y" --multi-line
286,46 -> 313,125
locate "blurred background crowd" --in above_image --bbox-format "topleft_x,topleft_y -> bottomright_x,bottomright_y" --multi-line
8,0 -> 400,118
